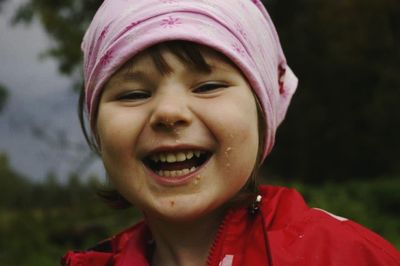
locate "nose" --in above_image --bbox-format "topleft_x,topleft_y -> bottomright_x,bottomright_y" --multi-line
149,90 -> 192,131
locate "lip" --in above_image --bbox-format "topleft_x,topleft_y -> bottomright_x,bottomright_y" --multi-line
142,153 -> 211,187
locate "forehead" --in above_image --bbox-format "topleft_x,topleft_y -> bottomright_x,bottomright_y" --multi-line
118,41 -> 239,77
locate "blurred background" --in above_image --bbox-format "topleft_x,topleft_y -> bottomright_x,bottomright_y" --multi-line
0,0 -> 399,265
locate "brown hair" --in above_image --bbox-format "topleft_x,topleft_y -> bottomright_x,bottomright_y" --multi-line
78,41 -> 266,208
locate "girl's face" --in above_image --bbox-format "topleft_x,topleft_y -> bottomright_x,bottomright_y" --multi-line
97,46 -> 259,221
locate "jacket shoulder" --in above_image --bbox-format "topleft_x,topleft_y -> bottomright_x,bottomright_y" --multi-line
61,249 -> 113,266
61,220 -> 147,266
259,185 -> 310,230
260,186 -> 400,265
301,208 -> 400,265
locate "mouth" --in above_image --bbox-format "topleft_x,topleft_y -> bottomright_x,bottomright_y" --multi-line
142,150 -> 212,177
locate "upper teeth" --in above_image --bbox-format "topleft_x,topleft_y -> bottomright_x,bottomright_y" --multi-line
150,151 -> 204,163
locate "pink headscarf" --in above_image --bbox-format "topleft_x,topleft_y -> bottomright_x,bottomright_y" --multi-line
82,0 -> 298,160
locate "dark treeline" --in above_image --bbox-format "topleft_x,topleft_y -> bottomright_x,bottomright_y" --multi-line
266,0 -> 400,182
6,0 -> 400,182
0,153 -> 138,265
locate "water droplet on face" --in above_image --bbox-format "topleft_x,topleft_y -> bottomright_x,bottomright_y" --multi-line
193,175 -> 201,185
224,147 -> 233,158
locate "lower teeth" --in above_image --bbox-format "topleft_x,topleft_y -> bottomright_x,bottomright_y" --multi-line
157,167 -> 196,177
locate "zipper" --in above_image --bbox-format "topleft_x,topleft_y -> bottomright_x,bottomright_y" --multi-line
206,209 -> 233,266
206,194 -> 263,265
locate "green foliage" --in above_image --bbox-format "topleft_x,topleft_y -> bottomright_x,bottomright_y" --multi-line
0,154 -> 399,264
11,0 -> 102,89
0,154 -> 31,208
0,154 -> 138,266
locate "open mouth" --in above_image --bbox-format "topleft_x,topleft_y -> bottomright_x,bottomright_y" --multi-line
143,150 -> 212,177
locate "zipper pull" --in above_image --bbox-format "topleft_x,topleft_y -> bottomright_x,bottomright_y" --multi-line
248,194 -> 262,216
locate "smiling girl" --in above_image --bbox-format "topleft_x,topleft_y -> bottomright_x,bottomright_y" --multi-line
62,1 -> 399,265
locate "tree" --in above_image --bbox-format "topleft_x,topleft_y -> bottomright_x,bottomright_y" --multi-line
11,0 -> 102,88
265,0 -> 400,181
0,153 -> 31,208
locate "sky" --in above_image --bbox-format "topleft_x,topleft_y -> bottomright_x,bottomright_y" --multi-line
0,0 -> 104,182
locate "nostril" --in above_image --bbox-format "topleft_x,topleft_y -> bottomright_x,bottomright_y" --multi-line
149,101 -> 193,130
153,119 -> 187,131
150,108 -> 192,130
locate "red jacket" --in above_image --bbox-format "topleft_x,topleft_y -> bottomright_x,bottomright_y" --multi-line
62,186 -> 400,265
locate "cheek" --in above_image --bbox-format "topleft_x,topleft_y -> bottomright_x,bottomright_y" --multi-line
224,112 -> 258,178
96,105 -> 141,168
217,93 -> 258,148
201,93 -> 259,176
95,105 -> 150,201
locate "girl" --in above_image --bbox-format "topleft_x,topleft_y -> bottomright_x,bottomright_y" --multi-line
63,0 -> 399,265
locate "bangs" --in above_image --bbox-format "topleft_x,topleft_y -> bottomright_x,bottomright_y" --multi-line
146,41 -> 212,75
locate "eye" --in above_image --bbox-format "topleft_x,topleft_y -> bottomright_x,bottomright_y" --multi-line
192,82 -> 229,94
117,90 -> 151,101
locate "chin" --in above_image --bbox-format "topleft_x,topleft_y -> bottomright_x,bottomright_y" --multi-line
145,194 -> 223,223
